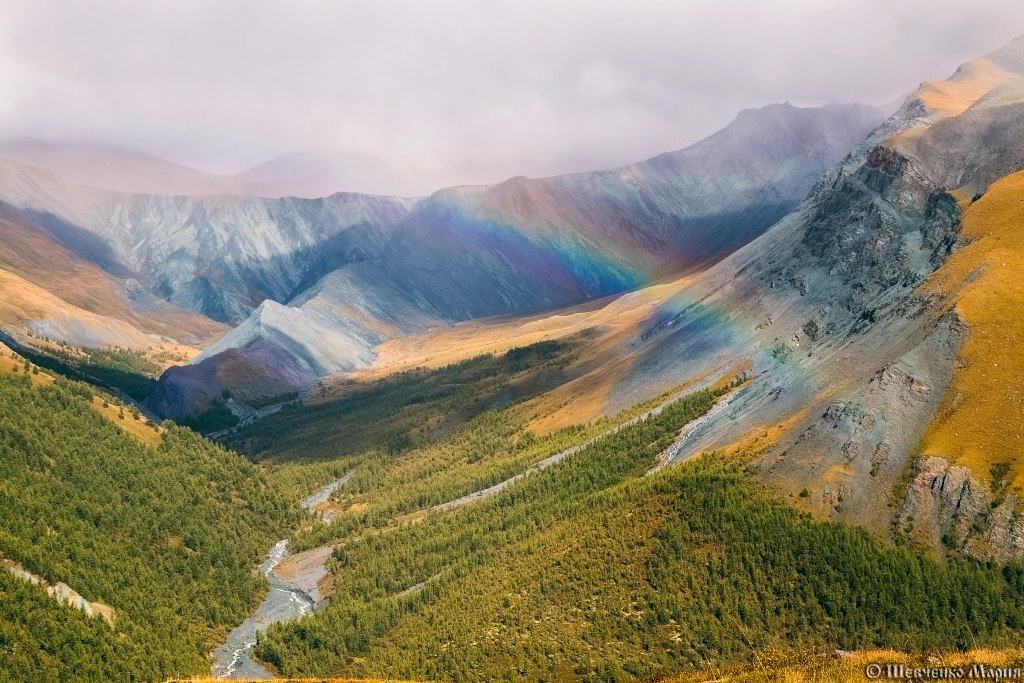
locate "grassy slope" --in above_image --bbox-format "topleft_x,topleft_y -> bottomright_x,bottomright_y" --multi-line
662,648 -> 1024,683
254,384 -> 1024,683
920,170 -> 1024,491
0,349 -> 301,681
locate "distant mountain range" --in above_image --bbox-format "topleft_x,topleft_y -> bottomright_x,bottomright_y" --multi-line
156,102 -> 887,415
0,139 -> 433,198
0,101 -> 885,417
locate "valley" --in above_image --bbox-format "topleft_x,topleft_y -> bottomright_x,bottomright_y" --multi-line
1,25 -> 1024,683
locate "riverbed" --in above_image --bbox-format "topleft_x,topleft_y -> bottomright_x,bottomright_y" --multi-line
211,474 -> 349,678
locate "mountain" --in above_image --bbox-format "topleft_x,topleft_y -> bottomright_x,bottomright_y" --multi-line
581,36 -> 1024,559
0,139 -> 433,198
0,201 -> 225,343
233,150 -> 433,198
249,37 -> 1024,562
0,156 -> 418,323
0,139 -> 233,197
152,102 -> 885,417
5,31 -> 1024,683
207,37 -> 1024,678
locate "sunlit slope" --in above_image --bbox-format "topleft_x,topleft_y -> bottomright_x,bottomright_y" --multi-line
334,272 -> 702,433
659,649 -> 1024,683
893,36 -> 1024,197
915,57 -> 1015,121
920,171 -> 1024,490
0,343 -> 165,445
0,203 -> 225,356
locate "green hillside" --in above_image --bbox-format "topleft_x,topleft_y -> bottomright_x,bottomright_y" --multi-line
254,386 -> 1024,682
225,340 -> 582,464
0,357 -> 301,681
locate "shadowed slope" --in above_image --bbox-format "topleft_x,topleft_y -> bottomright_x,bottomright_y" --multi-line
154,103 -> 884,417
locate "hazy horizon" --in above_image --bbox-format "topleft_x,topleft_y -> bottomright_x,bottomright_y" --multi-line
3,0 -> 1024,194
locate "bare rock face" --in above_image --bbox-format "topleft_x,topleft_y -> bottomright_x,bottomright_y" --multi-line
899,456 -> 986,552
982,499 -> 1024,562
608,46 -> 1024,556
899,456 -> 1024,562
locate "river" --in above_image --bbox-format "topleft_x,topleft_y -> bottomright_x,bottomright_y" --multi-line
211,473 -> 350,678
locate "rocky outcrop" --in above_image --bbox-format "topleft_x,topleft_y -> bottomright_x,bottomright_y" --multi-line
606,40 -> 1024,559
2,558 -> 115,626
899,456 -> 1024,562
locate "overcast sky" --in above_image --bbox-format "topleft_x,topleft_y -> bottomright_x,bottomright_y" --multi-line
2,0 -> 1024,191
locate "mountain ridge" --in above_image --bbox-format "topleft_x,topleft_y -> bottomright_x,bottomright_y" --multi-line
583,36 -> 1024,560
148,101 -> 884,417
0,139 -> 433,198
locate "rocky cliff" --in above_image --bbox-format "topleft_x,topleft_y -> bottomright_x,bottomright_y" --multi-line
607,37 -> 1024,560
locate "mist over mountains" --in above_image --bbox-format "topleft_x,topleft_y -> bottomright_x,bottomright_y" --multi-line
0,139 -> 434,198
0,101 -> 885,414
4,25 -> 1024,683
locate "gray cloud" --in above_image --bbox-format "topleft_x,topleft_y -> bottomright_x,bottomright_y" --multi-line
2,0 -> 1023,192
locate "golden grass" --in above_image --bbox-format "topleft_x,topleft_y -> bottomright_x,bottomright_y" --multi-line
916,58 -> 1013,121
660,649 -> 1024,683
89,394 -> 164,447
168,678 -> 427,683
0,342 -> 54,386
919,170 -> 1024,491
0,210 -> 227,344
317,271 -> 700,435
0,267 -> 157,349
707,403 -> 815,461
345,273 -> 695,382
163,650 -> 1024,683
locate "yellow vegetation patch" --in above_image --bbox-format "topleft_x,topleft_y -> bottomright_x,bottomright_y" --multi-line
916,57 -> 1014,121
709,402 -> 815,460
319,271 -> 702,435
90,395 -> 164,447
0,343 -> 54,387
660,648 -> 1024,683
0,267 -> 155,348
919,171 -> 1024,491
520,352 -> 634,434
0,264 -> 207,367
1,342 -> 163,447
169,678 -> 426,683
346,273 -> 695,383
709,360 -> 754,392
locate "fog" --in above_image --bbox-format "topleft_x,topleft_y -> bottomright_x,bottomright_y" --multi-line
2,0 -> 1023,193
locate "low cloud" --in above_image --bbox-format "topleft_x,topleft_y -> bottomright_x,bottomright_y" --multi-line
2,0 -> 1023,191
